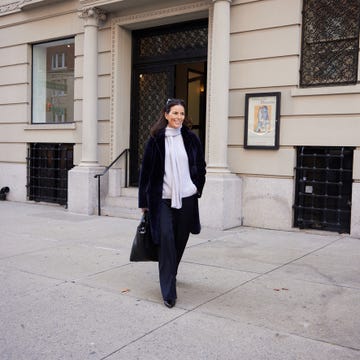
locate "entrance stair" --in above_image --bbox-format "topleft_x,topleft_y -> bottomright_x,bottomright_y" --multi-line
101,187 -> 140,220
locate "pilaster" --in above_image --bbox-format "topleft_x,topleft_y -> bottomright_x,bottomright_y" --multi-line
78,7 -> 106,166
202,0 -> 242,229
207,0 -> 232,172
68,8 -> 106,215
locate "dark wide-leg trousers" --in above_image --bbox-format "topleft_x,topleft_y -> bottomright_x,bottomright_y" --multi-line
158,195 -> 196,301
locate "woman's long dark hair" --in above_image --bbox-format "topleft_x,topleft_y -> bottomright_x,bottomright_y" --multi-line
150,98 -> 192,137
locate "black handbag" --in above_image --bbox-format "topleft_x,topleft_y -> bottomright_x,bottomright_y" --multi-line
130,211 -> 158,262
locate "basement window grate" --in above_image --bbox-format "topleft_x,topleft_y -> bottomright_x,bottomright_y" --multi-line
27,143 -> 74,206
294,146 -> 353,233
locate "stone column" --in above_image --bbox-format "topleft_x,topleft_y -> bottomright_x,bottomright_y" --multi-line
200,0 -> 243,229
79,7 -> 106,166
207,0 -> 231,172
68,8 -> 107,215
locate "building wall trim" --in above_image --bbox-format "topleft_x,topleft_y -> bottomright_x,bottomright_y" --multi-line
291,84 -> 360,97
0,0 -> 66,16
0,0 -> 31,16
111,0 -> 211,28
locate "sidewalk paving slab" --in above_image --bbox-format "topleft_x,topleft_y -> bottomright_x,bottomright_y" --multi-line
197,272 -> 360,351
276,236 -> 360,289
183,229 -> 342,273
112,311 -> 360,360
1,282 -> 184,360
78,261 -> 257,310
0,201 -> 359,360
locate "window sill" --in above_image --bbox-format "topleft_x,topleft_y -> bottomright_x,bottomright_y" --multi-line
291,84 -> 360,97
24,123 -> 76,130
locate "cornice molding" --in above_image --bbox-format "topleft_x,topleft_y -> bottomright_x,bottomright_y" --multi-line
79,0 -> 123,6
0,0 -> 32,16
111,0 -> 211,27
0,0 -> 67,16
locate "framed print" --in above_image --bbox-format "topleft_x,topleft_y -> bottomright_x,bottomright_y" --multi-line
244,92 -> 281,149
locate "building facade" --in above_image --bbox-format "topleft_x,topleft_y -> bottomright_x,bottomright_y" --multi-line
0,0 -> 359,237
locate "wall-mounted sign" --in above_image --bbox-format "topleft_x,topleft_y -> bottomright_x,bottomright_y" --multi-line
244,92 -> 281,149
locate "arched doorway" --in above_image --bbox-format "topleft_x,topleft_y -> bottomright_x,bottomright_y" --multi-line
130,19 -> 208,185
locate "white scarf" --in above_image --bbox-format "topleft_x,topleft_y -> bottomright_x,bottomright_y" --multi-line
165,126 -> 182,209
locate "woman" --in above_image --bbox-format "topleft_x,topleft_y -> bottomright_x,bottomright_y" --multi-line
138,98 -> 206,308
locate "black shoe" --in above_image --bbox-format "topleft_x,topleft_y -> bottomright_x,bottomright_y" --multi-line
164,299 -> 176,308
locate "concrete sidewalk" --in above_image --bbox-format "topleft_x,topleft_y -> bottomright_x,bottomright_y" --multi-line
0,201 -> 359,360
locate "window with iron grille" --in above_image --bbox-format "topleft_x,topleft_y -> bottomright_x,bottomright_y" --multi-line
27,143 -> 74,206
133,19 -> 208,64
300,0 -> 360,87
294,146 -> 353,233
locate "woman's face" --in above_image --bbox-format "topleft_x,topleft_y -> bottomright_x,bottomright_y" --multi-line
165,104 -> 185,129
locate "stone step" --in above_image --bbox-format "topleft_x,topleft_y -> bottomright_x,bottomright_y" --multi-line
120,187 -> 138,197
101,187 -> 139,220
105,195 -> 138,209
101,205 -> 141,220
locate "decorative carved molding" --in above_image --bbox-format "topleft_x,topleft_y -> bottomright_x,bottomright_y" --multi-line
109,19 -> 117,158
0,0 -> 70,16
111,0 -> 211,27
78,7 -> 107,22
0,0 -> 32,15
206,5 -> 214,154
79,0 -> 107,6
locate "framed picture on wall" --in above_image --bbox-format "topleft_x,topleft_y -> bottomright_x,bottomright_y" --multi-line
244,92 -> 281,149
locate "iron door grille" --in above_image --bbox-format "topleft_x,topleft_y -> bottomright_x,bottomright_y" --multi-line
294,146 -> 353,233
27,143 -> 74,206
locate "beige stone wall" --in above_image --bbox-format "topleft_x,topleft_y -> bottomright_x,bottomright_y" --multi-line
229,0 -> 360,174
0,0 -> 112,200
228,0 -> 360,232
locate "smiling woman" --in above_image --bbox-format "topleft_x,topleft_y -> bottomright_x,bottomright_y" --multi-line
164,103 -> 185,129
138,97 -> 206,308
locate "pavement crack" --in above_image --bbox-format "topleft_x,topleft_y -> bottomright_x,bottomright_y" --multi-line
71,263 -> 132,282
98,312 -> 188,360
181,259 -> 261,275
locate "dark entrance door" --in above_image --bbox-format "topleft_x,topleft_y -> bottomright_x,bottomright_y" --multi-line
130,19 -> 208,186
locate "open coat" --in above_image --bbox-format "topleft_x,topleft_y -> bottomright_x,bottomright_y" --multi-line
138,126 -> 206,244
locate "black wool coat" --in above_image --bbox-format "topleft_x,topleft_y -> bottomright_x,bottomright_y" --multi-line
138,126 -> 206,244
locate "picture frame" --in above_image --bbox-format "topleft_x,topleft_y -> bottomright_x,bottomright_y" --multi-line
244,92 -> 281,149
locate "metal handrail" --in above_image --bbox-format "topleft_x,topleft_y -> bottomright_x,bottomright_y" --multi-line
94,148 -> 130,216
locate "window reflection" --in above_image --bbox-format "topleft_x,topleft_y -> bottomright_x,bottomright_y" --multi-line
32,39 -> 74,123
